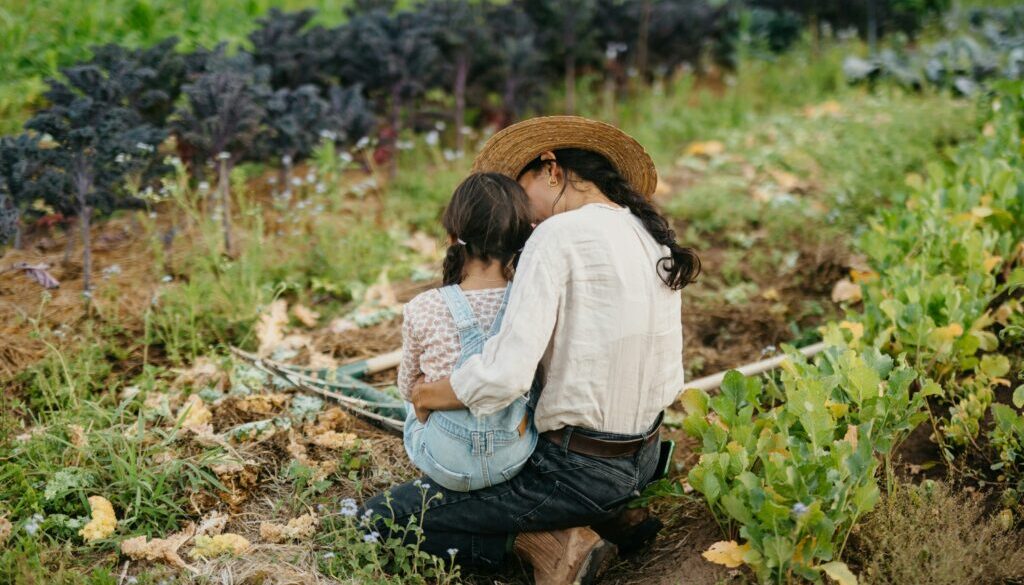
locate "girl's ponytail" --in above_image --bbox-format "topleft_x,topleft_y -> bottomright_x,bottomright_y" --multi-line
442,242 -> 467,286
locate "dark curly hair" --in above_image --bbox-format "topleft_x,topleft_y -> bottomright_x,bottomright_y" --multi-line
518,149 -> 700,290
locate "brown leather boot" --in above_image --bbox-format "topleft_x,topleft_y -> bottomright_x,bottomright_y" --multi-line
514,526 -> 618,585
592,507 -> 663,554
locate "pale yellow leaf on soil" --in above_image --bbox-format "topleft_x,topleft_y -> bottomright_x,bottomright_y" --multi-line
178,394 -> 212,430
311,430 -> 359,450
259,513 -> 319,543
702,540 -> 749,568
820,560 -> 859,585
685,140 -> 725,158
761,287 -> 781,301
328,318 -> 358,334
256,299 -> 289,356
831,279 -> 862,304
930,323 -> 964,343
79,496 -> 117,542
191,533 -> 250,558
364,270 -> 399,309
292,304 -> 320,328
0,516 -> 11,546
403,231 -> 439,258
120,524 -> 195,568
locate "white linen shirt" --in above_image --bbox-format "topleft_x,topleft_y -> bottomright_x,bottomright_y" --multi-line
450,203 -> 684,434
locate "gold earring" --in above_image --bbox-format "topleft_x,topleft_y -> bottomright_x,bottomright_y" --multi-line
548,174 -> 558,187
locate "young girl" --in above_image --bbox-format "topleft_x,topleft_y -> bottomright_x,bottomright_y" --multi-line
397,172 -> 538,492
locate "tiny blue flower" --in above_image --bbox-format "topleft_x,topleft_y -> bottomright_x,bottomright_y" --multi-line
363,531 -> 380,543
792,502 -> 809,516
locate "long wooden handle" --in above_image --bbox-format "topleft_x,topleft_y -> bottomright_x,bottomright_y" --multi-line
681,341 -> 829,393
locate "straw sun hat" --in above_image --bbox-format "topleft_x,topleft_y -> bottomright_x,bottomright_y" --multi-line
471,115 -> 658,198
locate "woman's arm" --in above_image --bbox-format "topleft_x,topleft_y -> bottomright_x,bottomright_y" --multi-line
447,229 -> 565,417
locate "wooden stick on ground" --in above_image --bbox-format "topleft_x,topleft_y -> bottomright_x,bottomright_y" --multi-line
681,341 -> 829,393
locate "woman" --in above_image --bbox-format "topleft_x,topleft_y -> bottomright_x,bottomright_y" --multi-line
361,116 -> 699,585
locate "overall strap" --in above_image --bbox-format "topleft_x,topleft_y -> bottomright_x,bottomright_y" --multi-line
486,283 -> 514,337
438,285 -> 481,335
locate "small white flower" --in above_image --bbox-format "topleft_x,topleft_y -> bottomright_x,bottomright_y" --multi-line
413,479 -> 422,487
363,531 -> 380,543
115,153 -> 129,164
291,177 -> 303,187
216,151 -> 231,161
149,211 -> 158,219
434,121 -> 447,131
161,275 -> 173,283
792,502 -> 809,516
447,547 -> 458,556
319,129 -> 338,141
460,126 -> 472,135
339,151 -> 354,164
198,182 -> 210,192
268,176 -> 278,185
396,140 -> 414,151
126,577 -> 139,585
424,131 -> 440,147
282,154 -> 293,166
323,551 -> 336,559
305,172 -> 316,183
355,136 -> 371,149
315,183 -> 327,194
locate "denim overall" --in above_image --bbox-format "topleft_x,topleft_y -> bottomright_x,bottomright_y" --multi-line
403,284 -> 539,492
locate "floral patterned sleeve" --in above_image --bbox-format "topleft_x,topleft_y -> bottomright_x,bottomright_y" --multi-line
397,303 -> 425,401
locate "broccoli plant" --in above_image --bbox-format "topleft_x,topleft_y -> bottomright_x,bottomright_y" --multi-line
0,134 -> 50,250
326,84 -> 377,147
418,0 -> 493,152
248,9 -> 334,89
83,37 -> 186,127
260,84 -> 331,199
521,0 -> 602,114
484,3 -> 546,123
328,7 -> 440,172
26,66 -> 166,293
172,49 -> 271,256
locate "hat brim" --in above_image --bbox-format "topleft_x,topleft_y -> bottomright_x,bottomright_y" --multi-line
471,116 -> 658,198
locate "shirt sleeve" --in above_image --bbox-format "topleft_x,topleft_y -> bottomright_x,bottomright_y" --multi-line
450,228 -> 565,416
397,303 -> 425,401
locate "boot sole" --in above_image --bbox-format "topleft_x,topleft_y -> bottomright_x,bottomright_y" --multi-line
574,539 -> 618,585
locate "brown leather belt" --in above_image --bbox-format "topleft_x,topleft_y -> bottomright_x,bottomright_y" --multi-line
541,424 -> 661,458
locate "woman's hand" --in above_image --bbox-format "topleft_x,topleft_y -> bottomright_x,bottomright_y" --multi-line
411,378 -> 464,422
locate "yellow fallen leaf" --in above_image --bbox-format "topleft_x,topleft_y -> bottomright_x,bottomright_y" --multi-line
843,424 -> 858,449
929,323 -> 964,344
0,516 -> 11,546
235,393 -> 290,415
120,525 -> 194,568
971,206 -> 993,218
849,269 -> 878,284
831,279 -> 862,304
702,540 -> 749,568
191,533 -> 250,558
256,299 -> 289,356
259,513 -> 319,543
685,140 -> 725,158
171,356 -> 222,390
311,430 -> 360,450
983,255 -> 1003,273
825,400 -> 849,419
761,287 -> 781,301
178,394 -> 212,430
79,496 -> 117,542
839,321 -> 865,342
292,304 -> 320,328
820,560 -> 859,585
364,270 -> 399,309
768,168 -> 801,191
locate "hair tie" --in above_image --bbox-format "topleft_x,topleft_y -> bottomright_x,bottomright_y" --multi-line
457,238 -> 467,246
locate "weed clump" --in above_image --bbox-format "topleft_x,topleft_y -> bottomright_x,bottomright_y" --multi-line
851,481 -> 1024,585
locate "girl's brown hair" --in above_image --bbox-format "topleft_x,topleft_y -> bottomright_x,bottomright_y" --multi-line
442,172 -> 534,286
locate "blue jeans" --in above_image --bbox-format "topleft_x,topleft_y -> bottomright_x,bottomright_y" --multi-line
362,413 -> 662,568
